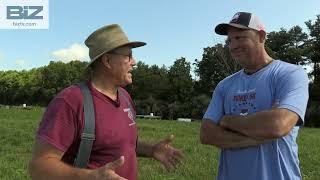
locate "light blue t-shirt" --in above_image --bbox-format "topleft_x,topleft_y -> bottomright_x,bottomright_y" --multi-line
203,60 -> 309,180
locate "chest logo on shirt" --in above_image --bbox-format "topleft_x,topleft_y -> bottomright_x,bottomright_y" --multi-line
232,89 -> 257,115
123,108 -> 135,126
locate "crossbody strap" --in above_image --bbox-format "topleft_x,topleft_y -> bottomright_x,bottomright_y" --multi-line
74,81 -> 96,168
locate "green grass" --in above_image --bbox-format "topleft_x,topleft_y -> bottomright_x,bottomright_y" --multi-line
0,107 -> 319,180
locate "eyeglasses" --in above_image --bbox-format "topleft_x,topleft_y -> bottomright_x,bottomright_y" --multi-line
107,51 -> 133,61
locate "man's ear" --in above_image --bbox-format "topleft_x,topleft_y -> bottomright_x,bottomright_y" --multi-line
101,54 -> 112,69
258,30 -> 266,43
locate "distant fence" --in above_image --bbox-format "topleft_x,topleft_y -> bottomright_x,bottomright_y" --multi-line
177,118 -> 192,122
136,114 -> 161,120
136,115 -> 195,122
0,104 -> 34,110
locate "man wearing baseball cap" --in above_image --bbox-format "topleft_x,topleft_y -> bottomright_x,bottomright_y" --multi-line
201,12 -> 308,180
29,24 -> 183,180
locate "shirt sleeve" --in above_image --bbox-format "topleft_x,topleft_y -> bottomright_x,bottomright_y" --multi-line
275,67 -> 309,125
37,97 -> 77,152
203,82 -> 225,124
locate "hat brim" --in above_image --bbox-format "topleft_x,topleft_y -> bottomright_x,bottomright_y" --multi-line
87,41 -> 146,68
215,23 -> 251,35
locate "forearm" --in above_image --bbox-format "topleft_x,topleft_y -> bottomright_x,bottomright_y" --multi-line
200,121 -> 270,149
220,109 -> 298,139
136,141 -> 154,157
29,157 -> 91,180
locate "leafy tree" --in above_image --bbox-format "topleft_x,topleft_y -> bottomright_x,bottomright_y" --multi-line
168,58 -> 193,103
0,70 -> 20,104
266,26 -> 308,65
194,43 -> 240,95
190,94 -> 211,120
167,57 -> 194,118
37,60 -> 87,104
128,62 -> 171,116
305,15 -> 320,85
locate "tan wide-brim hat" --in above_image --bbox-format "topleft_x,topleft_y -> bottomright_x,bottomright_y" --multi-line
85,24 -> 146,67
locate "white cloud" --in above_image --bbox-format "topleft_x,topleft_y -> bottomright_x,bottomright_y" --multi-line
52,43 -> 89,63
15,59 -> 26,66
14,59 -> 28,70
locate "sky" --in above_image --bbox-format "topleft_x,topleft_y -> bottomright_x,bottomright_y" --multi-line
0,0 -> 319,71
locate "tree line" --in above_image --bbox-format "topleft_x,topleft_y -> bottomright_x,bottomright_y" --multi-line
1,15 -> 319,127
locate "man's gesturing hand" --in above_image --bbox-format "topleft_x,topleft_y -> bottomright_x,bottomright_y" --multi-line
152,135 -> 184,171
88,156 -> 127,180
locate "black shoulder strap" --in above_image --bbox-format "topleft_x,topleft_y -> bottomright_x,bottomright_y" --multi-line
74,81 -> 95,168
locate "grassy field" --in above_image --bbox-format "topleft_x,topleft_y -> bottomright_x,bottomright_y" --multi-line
0,107 -> 319,180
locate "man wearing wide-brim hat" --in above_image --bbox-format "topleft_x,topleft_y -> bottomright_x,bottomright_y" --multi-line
29,24 -> 183,180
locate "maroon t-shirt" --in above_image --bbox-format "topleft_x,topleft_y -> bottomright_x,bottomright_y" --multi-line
37,82 -> 138,180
